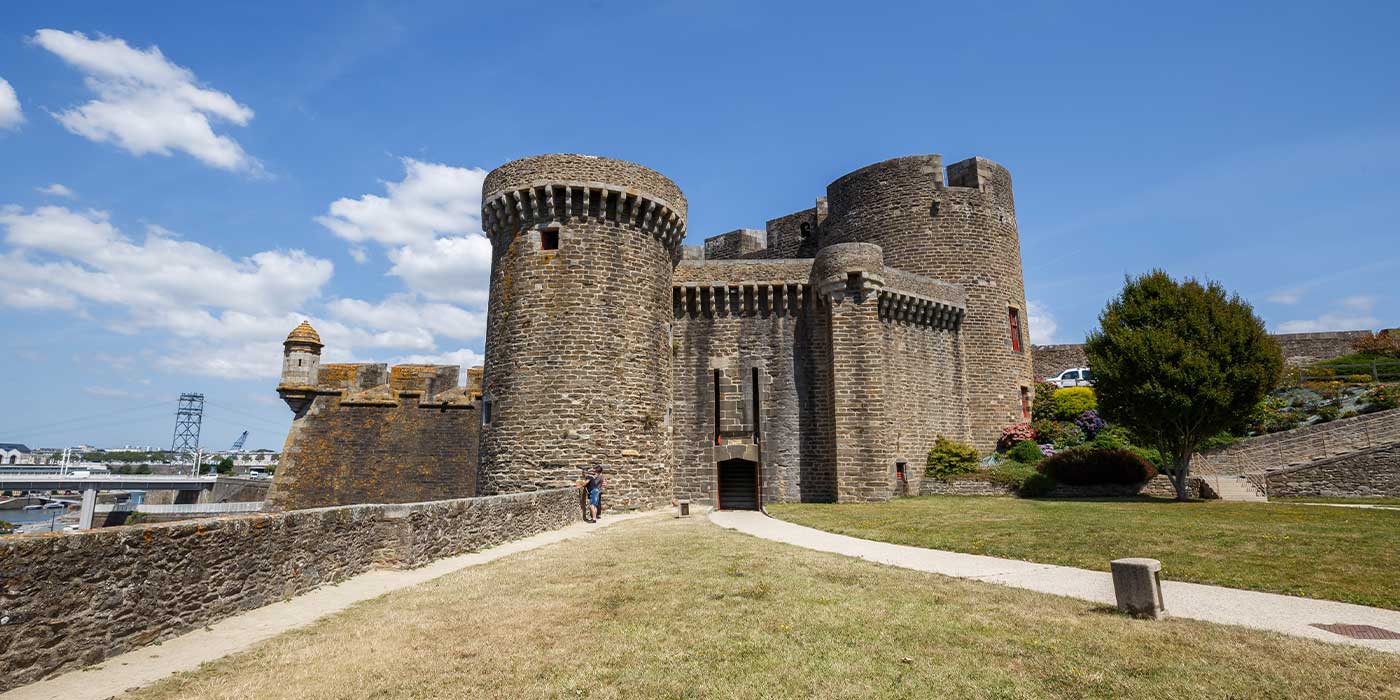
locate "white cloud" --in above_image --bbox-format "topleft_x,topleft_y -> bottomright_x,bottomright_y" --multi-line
32,29 -> 260,172
390,347 -> 484,369
316,158 -> 485,246
0,206 -> 331,315
327,295 -> 486,341
1026,300 -> 1058,345
0,77 -> 22,129
316,158 -> 493,303
37,183 -> 77,198
1278,296 -> 1380,333
1266,288 -> 1304,304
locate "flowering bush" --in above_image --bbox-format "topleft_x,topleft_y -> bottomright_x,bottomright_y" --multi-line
1033,419 -> 1083,447
999,422 -> 1036,450
1051,387 -> 1098,420
1038,444 -> 1055,457
1361,384 -> 1400,412
1074,410 -> 1106,439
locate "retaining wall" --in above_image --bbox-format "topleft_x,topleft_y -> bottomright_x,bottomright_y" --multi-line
0,488 -> 581,692
1193,409 -> 1400,476
916,475 -> 1196,498
1264,443 -> 1400,498
918,478 -> 1014,496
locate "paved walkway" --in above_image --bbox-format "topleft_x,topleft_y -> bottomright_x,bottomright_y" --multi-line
710,509 -> 1400,653
2,512 -> 660,700
1282,502 -> 1400,511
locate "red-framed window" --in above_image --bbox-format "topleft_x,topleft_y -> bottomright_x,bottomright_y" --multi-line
1020,387 -> 1031,418
1008,307 -> 1023,352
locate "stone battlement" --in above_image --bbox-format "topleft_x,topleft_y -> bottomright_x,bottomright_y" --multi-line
278,362 -> 481,409
481,180 -> 686,256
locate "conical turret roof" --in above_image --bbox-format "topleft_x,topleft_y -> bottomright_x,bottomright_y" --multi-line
284,320 -> 323,348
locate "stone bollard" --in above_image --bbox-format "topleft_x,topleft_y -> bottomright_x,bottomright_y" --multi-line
1110,558 -> 1166,619
676,499 -> 691,518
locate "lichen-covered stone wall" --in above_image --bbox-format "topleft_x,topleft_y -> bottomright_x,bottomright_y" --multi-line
1264,443 -> 1400,498
267,390 -> 478,511
0,489 -> 580,692
1194,408 -> 1400,476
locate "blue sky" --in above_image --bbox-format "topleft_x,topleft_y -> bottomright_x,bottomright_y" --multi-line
1,1 -> 1396,451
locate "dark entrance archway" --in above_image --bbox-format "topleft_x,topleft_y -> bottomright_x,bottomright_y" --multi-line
717,458 -> 759,510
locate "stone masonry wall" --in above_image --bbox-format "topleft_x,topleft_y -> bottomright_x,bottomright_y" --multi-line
1194,408 -> 1400,476
479,155 -> 682,510
266,391 -> 478,511
821,155 -> 1034,452
1264,442 -> 1400,498
671,258 -> 821,503
1032,330 -> 1376,377
881,312 -> 968,498
0,488 -> 581,692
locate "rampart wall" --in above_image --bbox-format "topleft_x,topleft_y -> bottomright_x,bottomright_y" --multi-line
1264,442 -> 1400,498
1193,408 -> 1400,476
1032,330 -> 1377,377
268,363 -> 479,511
0,488 -> 581,692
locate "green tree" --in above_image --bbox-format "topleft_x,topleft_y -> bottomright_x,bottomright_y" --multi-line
1085,271 -> 1282,500
206,457 -> 235,475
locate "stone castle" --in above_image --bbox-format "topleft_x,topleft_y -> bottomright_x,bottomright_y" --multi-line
269,153 -> 1035,511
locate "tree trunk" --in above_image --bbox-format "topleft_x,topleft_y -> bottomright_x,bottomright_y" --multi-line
1167,454 -> 1192,501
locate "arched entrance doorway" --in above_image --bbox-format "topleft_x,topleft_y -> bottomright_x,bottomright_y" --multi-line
717,458 -> 759,510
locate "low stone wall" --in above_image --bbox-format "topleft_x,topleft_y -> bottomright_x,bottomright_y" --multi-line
1265,443 -> 1400,498
0,488 -> 581,691
1194,409 -> 1400,476
1048,476 -> 1199,499
918,478 -> 1014,496
1031,330 -> 1373,377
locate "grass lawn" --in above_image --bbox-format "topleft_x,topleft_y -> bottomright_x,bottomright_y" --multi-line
126,517 -> 1400,700
769,496 -> 1400,610
1271,496 -> 1400,506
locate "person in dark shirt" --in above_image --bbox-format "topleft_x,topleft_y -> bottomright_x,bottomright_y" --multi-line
585,467 -> 605,522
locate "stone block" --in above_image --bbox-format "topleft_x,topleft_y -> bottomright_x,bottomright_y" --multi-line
1110,557 -> 1166,619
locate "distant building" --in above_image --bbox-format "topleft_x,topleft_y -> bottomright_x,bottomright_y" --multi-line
0,443 -> 35,465
205,450 -> 281,467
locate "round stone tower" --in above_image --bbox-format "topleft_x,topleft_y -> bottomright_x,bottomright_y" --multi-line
821,155 -> 1035,450
279,320 -> 322,388
477,154 -> 686,508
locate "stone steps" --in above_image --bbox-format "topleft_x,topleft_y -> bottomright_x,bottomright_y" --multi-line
1204,476 -> 1268,502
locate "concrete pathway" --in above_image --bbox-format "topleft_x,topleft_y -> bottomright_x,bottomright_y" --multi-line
2,511 -> 660,700
1280,502 -> 1400,511
710,509 -> 1400,653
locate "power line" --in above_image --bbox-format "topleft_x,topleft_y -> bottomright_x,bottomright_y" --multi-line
0,400 -> 172,435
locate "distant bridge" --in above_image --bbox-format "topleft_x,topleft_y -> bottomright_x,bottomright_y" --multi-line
0,474 -> 218,530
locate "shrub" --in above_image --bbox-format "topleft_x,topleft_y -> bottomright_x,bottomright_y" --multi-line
1032,419 -> 1082,447
1352,330 -> 1400,359
998,422 -> 1036,450
1314,404 -> 1340,423
1089,425 -> 1132,450
1198,431 -> 1238,451
1074,409 -> 1106,439
1007,439 -> 1044,464
1031,381 -> 1060,422
1360,384 -> 1400,412
1037,447 -> 1157,485
984,461 -> 1057,497
925,436 -> 980,480
1051,387 -> 1097,420
1345,374 -> 1375,384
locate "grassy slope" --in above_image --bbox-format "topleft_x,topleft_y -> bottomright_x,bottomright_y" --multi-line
1271,496 -> 1400,506
128,517 -> 1400,700
770,497 -> 1400,610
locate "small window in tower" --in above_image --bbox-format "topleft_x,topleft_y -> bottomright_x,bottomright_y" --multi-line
1020,386 -> 1031,419
1008,307 -> 1023,352
482,396 -> 493,425
540,229 -> 559,251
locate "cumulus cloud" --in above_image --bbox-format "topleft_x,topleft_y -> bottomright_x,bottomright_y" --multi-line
0,77 -> 22,129
32,29 -> 260,172
327,295 -> 486,341
1278,295 -> 1380,333
37,183 -> 76,198
82,385 -> 148,400
1266,288 -> 1304,304
1026,300 -> 1058,345
317,158 -> 492,302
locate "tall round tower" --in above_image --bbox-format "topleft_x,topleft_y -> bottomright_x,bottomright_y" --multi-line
477,154 -> 686,508
821,155 -> 1035,451
279,320 -> 323,388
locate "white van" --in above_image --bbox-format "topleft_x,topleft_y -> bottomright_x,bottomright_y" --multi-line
1045,367 -> 1094,388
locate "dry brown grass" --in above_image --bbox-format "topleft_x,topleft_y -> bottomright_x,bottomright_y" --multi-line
129,516 -> 1400,700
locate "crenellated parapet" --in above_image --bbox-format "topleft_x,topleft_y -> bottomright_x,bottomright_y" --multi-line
277,362 -> 480,411
481,180 -> 687,256
877,291 -> 963,331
